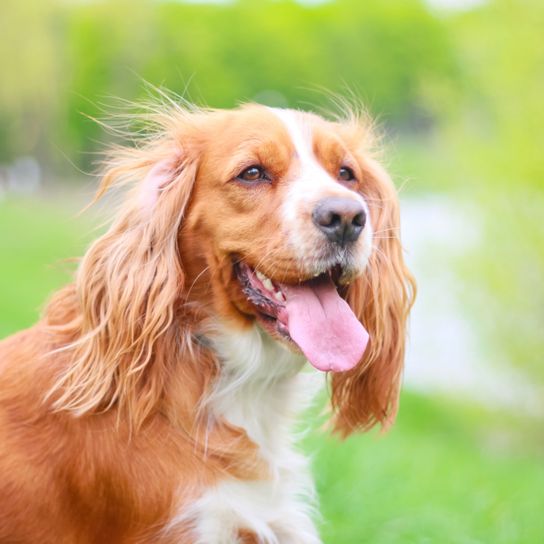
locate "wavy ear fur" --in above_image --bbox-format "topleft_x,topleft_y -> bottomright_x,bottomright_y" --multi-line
46,113 -> 201,428
331,157 -> 416,437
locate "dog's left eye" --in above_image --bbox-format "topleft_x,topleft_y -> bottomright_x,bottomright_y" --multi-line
338,166 -> 356,182
237,165 -> 269,183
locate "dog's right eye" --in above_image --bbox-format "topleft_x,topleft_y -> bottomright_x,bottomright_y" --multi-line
236,165 -> 269,183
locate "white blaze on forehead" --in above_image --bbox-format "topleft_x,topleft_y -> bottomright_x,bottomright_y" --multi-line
269,107 -> 364,203
270,108 -> 315,165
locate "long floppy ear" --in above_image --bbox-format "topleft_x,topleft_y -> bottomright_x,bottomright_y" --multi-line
47,132 -> 199,427
331,157 -> 416,437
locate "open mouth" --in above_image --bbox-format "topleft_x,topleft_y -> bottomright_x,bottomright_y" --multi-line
234,261 -> 369,373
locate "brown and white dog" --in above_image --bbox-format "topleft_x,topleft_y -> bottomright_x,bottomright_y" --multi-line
0,103 -> 415,543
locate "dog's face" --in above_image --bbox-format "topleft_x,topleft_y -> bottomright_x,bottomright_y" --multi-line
178,105 -> 380,371
76,102 -> 414,435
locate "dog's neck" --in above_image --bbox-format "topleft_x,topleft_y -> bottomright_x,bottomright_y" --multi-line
204,323 -> 323,469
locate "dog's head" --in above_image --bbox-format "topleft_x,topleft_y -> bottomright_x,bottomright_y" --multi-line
52,103 -> 415,436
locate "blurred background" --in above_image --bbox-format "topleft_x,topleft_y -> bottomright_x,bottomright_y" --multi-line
1,0 -> 543,541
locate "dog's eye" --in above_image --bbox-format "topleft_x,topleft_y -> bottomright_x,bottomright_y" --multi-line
237,165 -> 268,183
338,166 -> 356,182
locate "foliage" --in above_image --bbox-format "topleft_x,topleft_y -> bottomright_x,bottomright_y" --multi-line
433,0 -> 544,380
0,0 -> 457,171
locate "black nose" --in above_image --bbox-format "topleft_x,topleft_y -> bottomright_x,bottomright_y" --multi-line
312,197 -> 366,245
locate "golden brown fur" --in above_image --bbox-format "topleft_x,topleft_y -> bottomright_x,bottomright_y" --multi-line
0,102 -> 414,542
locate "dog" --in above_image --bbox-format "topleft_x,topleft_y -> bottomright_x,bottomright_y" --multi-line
0,102 -> 414,543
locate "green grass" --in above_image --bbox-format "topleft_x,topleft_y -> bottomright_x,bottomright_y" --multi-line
305,393 -> 544,543
1,195 -> 543,543
0,195 -> 95,337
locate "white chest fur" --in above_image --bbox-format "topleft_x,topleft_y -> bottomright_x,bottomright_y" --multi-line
168,325 -> 323,543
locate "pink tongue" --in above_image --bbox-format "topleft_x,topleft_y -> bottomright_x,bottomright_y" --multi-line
281,278 -> 369,372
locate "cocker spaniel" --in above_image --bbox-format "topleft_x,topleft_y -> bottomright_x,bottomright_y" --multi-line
0,103 -> 414,543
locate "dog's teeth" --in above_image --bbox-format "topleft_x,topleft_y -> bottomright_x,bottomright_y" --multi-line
262,278 -> 274,291
256,271 -> 267,282
274,291 -> 286,302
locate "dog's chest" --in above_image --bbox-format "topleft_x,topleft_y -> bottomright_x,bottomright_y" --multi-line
167,326 -> 323,543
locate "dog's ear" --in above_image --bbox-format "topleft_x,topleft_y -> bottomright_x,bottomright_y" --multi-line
48,125 -> 200,426
330,157 -> 416,437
